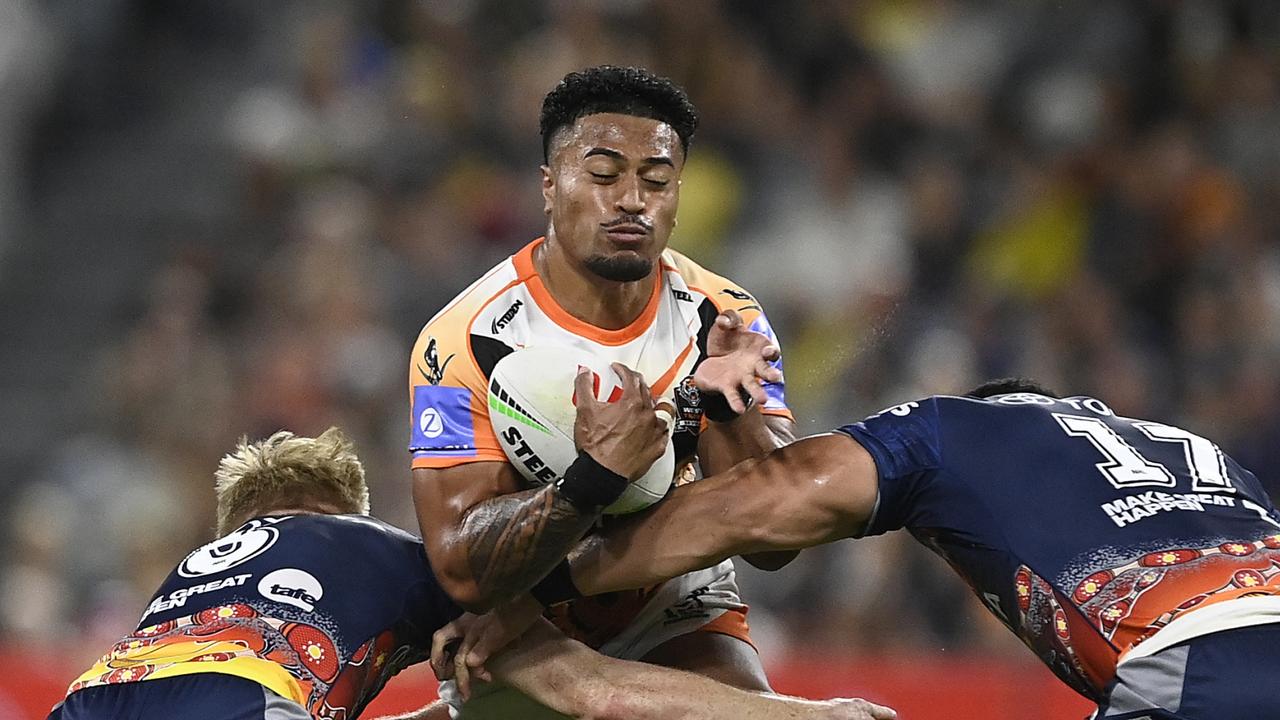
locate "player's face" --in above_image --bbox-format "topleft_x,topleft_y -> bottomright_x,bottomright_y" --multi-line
543,113 -> 683,283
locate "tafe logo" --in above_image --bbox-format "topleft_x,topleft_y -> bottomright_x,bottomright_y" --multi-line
179,520 -> 280,577
419,407 -> 444,438
258,569 -> 324,612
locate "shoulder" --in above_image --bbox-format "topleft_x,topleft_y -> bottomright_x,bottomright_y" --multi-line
662,248 -> 766,317
411,250 -> 528,389
414,255 -> 522,352
301,514 -> 426,556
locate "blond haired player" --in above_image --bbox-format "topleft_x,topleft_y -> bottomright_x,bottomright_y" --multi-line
48,427 -> 894,720
407,66 -> 797,717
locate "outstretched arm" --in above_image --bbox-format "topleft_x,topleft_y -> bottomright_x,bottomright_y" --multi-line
428,432 -> 881,678
691,308 -> 801,570
698,410 -> 800,569
572,432 -> 879,596
488,620 -> 896,720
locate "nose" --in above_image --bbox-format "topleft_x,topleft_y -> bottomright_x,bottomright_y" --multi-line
615,175 -> 644,215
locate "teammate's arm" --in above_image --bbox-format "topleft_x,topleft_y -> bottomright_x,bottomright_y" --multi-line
414,365 -> 670,611
572,432 -> 878,595
484,620 -> 896,720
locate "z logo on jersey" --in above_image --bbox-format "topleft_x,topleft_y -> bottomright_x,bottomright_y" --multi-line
417,337 -> 455,386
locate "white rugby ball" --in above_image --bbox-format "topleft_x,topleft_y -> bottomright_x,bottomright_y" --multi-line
487,346 -> 675,515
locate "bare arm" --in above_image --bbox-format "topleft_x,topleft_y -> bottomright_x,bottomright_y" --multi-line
413,463 -> 598,611
697,410 -> 801,570
428,432 -> 881,680
690,307 -> 801,569
489,620 -> 896,720
367,700 -> 453,720
413,364 -> 671,611
570,433 -> 879,596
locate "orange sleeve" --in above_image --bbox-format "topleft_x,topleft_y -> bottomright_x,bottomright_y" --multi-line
678,261 -> 793,421
408,312 -> 506,470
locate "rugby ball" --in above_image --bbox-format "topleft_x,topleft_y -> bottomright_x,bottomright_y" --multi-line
487,346 -> 675,515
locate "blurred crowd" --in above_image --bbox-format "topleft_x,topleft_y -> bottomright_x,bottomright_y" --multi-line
4,0 -> 1280,672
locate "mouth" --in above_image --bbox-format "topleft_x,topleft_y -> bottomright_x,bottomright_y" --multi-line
602,223 -> 651,245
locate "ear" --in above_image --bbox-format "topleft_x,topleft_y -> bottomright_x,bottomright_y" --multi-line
540,165 -> 554,215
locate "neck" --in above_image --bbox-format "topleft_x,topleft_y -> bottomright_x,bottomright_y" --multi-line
538,235 -> 657,330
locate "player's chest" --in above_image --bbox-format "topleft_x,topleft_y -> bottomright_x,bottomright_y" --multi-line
477,286 -> 701,385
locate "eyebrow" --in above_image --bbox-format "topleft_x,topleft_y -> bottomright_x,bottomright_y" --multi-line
583,147 -> 675,168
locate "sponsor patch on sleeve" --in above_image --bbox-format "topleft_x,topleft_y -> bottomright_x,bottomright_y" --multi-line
410,385 -> 477,457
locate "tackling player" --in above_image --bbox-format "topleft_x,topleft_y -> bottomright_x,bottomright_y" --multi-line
407,66 -> 796,717
442,379 -> 1280,720
47,427 -> 896,720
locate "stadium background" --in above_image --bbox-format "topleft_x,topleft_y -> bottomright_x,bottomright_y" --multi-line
2,0 -> 1279,717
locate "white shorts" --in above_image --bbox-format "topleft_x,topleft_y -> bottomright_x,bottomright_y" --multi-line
439,560 -> 750,719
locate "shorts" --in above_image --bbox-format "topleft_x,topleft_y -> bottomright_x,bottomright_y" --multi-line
440,560 -> 751,720
47,674 -> 310,720
1094,622 -> 1280,720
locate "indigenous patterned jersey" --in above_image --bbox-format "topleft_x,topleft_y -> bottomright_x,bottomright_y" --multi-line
407,237 -> 790,646
838,393 -> 1280,700
69,514 -> 459,719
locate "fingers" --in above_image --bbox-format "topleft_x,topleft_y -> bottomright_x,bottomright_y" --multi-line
756,358 -> 783,384
454,646 -> 472,700
835,699 -> 896,720
463,621 -> 500,676
573,365 -> 596,407
716,309 -> 743,330
741,374 -> 768,407
654,401 -> 676,433
864,700 -> 897,719
725,383 -> 749,414
433,638 -> 460,681
452,614 -> 488,699
430,617 -> 470,680
610,363 -> 655,408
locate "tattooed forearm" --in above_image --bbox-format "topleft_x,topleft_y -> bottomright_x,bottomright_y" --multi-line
460,484 -> 598,606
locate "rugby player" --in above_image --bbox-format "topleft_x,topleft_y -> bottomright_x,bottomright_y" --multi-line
442,379 -> 1280,720
408,65 -> 797,717
47,427 -> 896,720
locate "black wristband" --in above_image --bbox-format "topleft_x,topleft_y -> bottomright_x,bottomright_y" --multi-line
702,389 -> 753,423
554,451 -> 628,512
530,559 -> 582,608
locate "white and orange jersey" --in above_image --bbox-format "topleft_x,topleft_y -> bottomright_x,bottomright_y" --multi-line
409,238 -> 788,717
407,237 -> 791,473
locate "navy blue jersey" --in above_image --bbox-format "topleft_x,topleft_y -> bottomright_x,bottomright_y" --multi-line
68,514 -> 460,719
837,393 -> 1280,700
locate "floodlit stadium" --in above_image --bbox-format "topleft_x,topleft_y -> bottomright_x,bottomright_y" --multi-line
2,2 -> 1279,719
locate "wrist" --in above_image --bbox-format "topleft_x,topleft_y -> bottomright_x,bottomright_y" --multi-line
530,559 -> 582,607
553,451 -> 628,512
701,389 -> 753,423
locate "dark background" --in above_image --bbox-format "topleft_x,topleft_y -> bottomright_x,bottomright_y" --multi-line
1,0 -> 1278,706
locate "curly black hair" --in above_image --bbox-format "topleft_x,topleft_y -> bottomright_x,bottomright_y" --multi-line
965,377 -> 1061,399
539,65 -> 699,163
